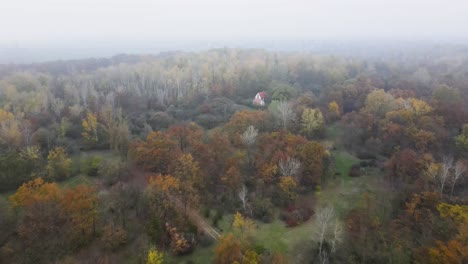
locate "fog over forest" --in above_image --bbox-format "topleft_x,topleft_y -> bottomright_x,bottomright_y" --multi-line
2,0 -> 468,63
1,1 -> 467,264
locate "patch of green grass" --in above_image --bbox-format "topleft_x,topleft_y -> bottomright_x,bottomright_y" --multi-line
58,174 -> 97,189
332,150 -> 360,180
253,217 -> 317,255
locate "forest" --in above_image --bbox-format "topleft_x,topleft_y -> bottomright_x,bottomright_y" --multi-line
0,47 -> 467,264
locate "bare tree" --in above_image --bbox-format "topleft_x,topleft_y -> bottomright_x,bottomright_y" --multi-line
241,125 -> 258,147
331,220 -> 343,254
440,156 -> 453,194
278,157 -> 301,177
238,185 -> 248,212
315,206 -> 335,264
450,160 -> 466,197
241,126 -> 258,167
275,100 -> 295,130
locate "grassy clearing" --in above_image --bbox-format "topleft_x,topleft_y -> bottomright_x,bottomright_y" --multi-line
332,150 -> 360,180
58,174 -> 98,189
253,217 -> 317,254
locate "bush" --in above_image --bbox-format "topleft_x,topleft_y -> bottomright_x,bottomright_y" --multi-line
81,155 -> 102,176
349,164 -> 361,177
280,205 -> 313,227
100,225 -> 128,251
98,161 -> 129,186
251,198 -> 274,223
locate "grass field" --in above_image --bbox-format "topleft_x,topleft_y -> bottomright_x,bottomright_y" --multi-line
58,174 -> 98,189
332,150 -> 360,180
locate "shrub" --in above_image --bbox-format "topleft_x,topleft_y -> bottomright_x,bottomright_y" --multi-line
100,225 -> 128,251
349,164 -> 361,177
81,155 -> 102,176
251,198 -> 274,223
280,205 -> 313,227
98,161 -> 129,186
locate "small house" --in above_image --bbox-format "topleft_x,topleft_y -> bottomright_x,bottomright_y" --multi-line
253,91 -> 267,106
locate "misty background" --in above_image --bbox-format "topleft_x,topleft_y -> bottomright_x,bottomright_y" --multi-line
1,0 -> 468,63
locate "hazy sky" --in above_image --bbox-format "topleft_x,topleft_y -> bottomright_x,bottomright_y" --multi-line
1,0 -> 468,47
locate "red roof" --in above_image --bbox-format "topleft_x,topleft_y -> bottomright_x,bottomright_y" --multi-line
258,92 -> 267,99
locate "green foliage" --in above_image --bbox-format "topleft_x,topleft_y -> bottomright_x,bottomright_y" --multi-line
81,155 -> 102,177
301,108 -> 324,138
270,82 -> 298,101
46,147 -> 72,181
455,124 -> 468,153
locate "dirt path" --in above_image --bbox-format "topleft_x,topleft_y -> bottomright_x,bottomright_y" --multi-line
129,168 -> 221,241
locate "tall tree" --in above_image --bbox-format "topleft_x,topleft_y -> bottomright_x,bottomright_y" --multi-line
301,108 -> 324,138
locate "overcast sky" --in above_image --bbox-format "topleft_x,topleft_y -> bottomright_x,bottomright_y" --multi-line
1,0 -> 468,48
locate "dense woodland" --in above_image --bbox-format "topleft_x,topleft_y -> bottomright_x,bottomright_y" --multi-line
0,48 -> 467,264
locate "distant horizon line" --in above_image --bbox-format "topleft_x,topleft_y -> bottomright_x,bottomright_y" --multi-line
1,38 -> 468,64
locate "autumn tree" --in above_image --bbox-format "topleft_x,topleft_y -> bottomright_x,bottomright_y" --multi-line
61,185 -> 97,240
167,122 -> 203,152
8,178 -> 72,261
0,108 -> 23,150
279,176 -> 297,203
46,147 -> 72,180
215,233 -> 242,264
82,112 -> 98,143
172,153 -> 201,215
146,246 -> 164,264
233,212 -> 255,242
300,141 -> 325,187
328,101 -> 340,117
364,89 -> 395,118
132,131 -> 179,174
301,108 -> 324,138
109,121 -> 131,161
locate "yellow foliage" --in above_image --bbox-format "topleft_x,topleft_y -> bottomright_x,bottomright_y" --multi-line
437,203 -> 468,223
409,98 -> 432,116
243,250 -> 261,264
82,112 -> 98,142
0,109 -> 14,122
9,178 -> 61,208
214,233 -> 242,264
0,108 -> 22,148
301,108 -> 324,138
149,174 -> 180,193
46,147 -> 72,180
279,176 -> 297,201
146,247 -> 164,264
233,212 -> 255,238
328,101 -> 340,116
